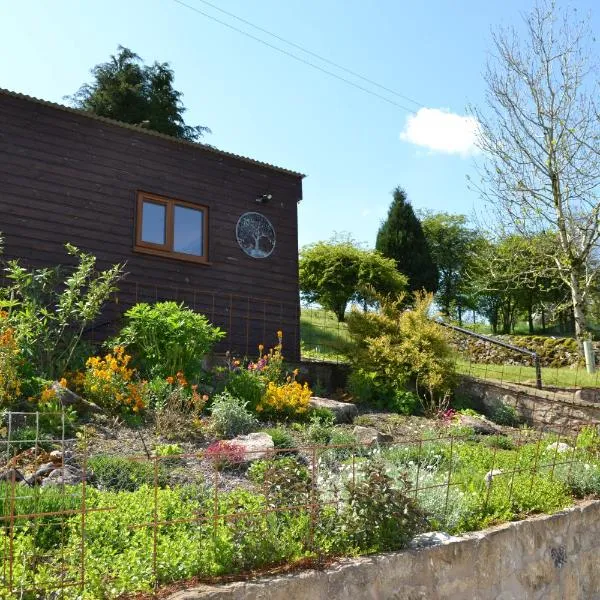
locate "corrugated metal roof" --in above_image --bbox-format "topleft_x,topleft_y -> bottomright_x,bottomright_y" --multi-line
0,87 -> 305,178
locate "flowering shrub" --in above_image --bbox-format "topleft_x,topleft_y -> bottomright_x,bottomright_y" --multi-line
257,375 -> 311,419
204,440 -> 246,470
83,346 -> 145,414
0,314 -> 21,406
143,372 -> 207,414
247,331 -> 285,383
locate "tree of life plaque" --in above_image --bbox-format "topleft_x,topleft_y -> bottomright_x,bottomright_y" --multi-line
236,212 -> 276,258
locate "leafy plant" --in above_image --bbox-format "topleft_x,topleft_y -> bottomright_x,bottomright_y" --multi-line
257,379 -> 312,419
210,392 -> 257,438
3,244 -> 123,379
225,368 -> 265,412
83,346 -> 145,415
340,459 -> 425,553
204,440 -> 246,470
347,292 -> 456,416
305,410 -> 335,444
0,313 -> 21,407
248,457 -> 310,504
88,455 -> 167,491
261,427 -> 297,452
489,402 -> 520,427
111,301 -> 225,380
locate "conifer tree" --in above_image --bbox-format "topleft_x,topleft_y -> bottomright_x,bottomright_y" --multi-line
376,187 -> 438,293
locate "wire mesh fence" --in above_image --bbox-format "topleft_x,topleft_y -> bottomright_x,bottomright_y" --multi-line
2,406 -> 600,598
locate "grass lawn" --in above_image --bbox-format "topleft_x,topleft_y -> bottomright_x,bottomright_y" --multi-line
300,306 -> 352,362
455,358 -> 600,389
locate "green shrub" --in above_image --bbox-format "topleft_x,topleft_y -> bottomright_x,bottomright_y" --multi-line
88,455 -> 167,491
225,369 -> 265,412
553,461 -> 600,498
8,426 -> 53,454
248,457 -> 310,504
4,244 -> 123,379
482,435 -> 516,450
346,293 -> 456,416
339,460 -> 425,553
489,402 -> 520,427
210,392 -> 258,438
305,410 -> 335,444
111,301 -> 225,379
261,427 -> 297,452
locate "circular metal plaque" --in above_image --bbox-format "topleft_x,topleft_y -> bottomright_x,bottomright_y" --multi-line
236,212 -> 276,258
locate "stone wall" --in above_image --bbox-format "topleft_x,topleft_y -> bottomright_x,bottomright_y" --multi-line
457,376 -> 600,434
169,500 -> 600,600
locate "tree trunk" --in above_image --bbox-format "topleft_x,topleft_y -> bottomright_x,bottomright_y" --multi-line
457,304 -> 463,327
528,303 -> 534,334
541,306 -> 546,333
569,270 -> 587,354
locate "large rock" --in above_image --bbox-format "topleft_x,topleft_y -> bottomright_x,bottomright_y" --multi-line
458,414 -> 503,435
410,531 -> 456,549
352,426 -> 393,446
229,433 -> 274,462
0,468 -> 24,483
41,465 -> 84,487
51,382 -> 102,414
309,397 -> 358,423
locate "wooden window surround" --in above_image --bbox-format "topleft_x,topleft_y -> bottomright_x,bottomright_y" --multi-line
134,191 -> 209,264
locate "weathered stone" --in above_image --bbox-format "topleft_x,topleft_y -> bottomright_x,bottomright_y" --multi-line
41,465 -> 84,486
229,433 -> 274,462
34,462 -> 57,477
352,426 -> 393,446
49,450 -> 63,463
166,501 -> 600,600
458,414 -> 503,435
409,531 -> 456,549
546,442 -> 572,454
309,397 -> 358,423
484,469 -> 503,486
574,388 -> 600,403
0,468 -> 24,483
51,382 -> 102,413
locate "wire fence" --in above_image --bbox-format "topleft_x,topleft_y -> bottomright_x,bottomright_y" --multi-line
2,405 -> 600,598
299,306 -> 600,393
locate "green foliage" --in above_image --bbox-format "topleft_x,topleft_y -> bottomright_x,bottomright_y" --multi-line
88,455 -> 167,491
339,460 -> 425,553
375,187 -> 438,293
210,391 -> 258,438
112,301 -> 225,380
7,426 -> 52,454
305,410 -> 335,444
247,457 -> 310,504
347,292 -> 456,415
70,45 -> 209,141
299,235 -> 407,322
347,369 -> 419,414
553,461 -> 600,498
3,244 -> 123,379
225,368 -> 265,412
489,402 -> 520,427
482,435 -> 516,450
260,427 -> 297,452
420,211 -> 482,321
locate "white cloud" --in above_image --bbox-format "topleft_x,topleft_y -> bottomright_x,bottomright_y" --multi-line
400,108 -> 480,156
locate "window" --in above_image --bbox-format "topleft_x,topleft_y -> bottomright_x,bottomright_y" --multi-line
135,192 -> 208,263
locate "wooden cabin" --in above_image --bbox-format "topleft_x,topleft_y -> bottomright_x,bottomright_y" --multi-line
0,89 -> 304,359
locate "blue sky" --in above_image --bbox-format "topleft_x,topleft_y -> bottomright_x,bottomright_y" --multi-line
2,0 -> 598,248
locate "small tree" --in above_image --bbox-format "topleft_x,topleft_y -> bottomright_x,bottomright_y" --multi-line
376,187 -> 438,293
420,212 -> 481,323
299,237 -> 407,322
473,1 -> 600,355
69,46 -> 209,141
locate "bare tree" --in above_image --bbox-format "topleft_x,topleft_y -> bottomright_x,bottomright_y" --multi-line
472,0 -> 600,356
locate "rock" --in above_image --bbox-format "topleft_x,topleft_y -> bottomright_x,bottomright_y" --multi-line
484,469 -> 503,486
51,382 -> 102,414
574,389 -> 600,403
41,465 -> 84,487
410,531 -> 456,549
49,450 -> 63,463
546,442 -> 572,454
458,414 -> 503,435
34,462 -> 57,478
352,426 -> 393,446
309,397 -> 358,424
229,433 -> 274,462
0,468 -> 24,483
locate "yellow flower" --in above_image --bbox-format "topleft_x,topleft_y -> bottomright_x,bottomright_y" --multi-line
277,330 -> 283,339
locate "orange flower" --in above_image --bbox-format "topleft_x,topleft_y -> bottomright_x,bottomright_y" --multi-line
166,376 -> 174,385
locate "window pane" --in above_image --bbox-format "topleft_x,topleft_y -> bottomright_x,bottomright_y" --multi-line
141,201 -> 166,245
173,205 -> 204,256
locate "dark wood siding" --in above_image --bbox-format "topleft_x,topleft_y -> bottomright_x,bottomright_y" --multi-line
0,92 -> 303,359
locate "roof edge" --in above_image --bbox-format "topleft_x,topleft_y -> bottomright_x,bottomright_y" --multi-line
0,88 -> 305,179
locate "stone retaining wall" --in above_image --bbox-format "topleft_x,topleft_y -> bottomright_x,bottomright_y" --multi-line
457,376 -> 600,434
169,501 -> 600,600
